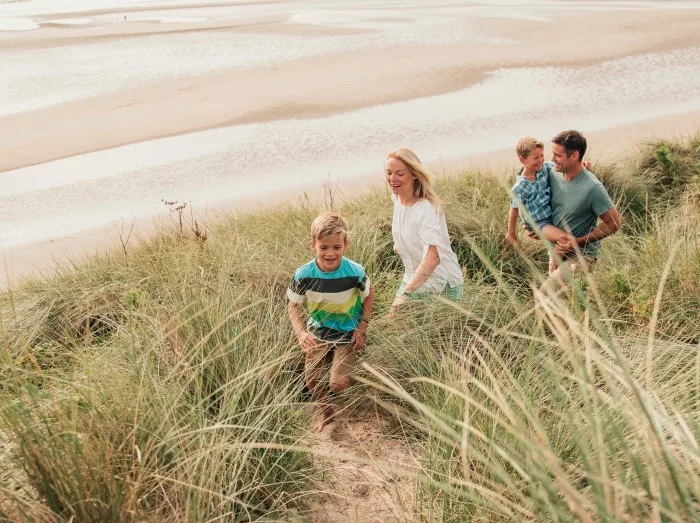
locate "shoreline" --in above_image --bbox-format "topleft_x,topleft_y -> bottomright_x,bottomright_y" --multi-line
2,111 -> 698,291
3,8 -> 700,172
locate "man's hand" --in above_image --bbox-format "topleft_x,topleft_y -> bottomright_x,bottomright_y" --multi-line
582,160 -> 592,170
555,233 -> 578,255
351,327 -> 367,352
297,330 -> 317,353
505,231 -> 518,246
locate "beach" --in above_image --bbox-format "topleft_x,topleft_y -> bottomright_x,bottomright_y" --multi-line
1,0 -> 700,287
3,3 -> 700,519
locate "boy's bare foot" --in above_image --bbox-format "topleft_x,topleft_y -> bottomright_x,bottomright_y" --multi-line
312,405 -> 336,433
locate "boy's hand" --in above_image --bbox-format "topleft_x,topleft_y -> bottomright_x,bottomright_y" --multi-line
297,330 -> 317,353
523,224 -> 538,240
351,328 -> 367,352
505,231 -> 518,246
583,160 -> 592,170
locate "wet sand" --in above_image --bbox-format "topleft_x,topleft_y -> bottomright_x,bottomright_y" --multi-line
3,8 -> 700,171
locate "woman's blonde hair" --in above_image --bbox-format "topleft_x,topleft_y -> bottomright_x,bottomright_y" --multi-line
386,148 -> 442,207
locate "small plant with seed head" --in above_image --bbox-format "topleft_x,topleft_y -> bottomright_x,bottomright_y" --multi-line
193,220 -> 207,244
162,199 -> 187,234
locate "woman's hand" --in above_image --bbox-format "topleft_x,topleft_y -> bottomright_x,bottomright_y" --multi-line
388,295 -> 408,319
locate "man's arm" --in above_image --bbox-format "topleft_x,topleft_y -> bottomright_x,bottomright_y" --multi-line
352,282 -> 375,352
577,207 -> 621,244
555,207 -> 622,254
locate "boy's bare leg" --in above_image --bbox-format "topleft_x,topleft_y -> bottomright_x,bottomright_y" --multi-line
305,343 -> 335,432
329,344 -> 356,393
312,403 -> 335,433
539,224 -> 567,244
539,255 -> 596,300
323,344 -> 357,426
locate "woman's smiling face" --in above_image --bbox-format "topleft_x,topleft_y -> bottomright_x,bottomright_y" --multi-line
385,156 -> 415,199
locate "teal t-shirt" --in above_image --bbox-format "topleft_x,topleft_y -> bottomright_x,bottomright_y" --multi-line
547,164 -> 614,259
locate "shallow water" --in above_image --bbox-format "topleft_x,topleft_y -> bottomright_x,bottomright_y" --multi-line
4,0 -> 699,115
2,46 -> 699,247
1,0 -> 700,247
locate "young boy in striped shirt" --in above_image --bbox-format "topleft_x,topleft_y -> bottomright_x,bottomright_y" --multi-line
287,212 -> 375,432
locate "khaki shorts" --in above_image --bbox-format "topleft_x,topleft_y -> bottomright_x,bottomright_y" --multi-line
305,341 -> 356,390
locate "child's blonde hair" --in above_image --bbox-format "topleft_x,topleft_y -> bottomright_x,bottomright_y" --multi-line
311,212 -> 349,242
515,136 -> 544,158
386,147 -> 442,207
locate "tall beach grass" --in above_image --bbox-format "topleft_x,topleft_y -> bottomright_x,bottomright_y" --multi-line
1,134 -> 698,521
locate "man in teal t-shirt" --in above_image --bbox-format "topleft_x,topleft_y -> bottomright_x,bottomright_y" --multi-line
535,130 -> 622,297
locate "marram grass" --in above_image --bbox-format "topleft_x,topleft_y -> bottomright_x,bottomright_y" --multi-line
1,135 -> 699,521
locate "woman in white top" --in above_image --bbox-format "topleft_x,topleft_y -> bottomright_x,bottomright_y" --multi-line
386,148 -> 464,312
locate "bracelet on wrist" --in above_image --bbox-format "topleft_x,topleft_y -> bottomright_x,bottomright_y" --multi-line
358,317 -> 369,325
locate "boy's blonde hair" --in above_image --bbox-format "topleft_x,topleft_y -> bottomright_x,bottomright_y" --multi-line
386,147 -> 442,207
515,137 -> 544,158
311,212 -> 349,242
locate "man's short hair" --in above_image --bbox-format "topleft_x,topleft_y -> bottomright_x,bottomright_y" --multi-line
552,130 -> 587,160
515,137 -> 544,158
311,212 -> 348,241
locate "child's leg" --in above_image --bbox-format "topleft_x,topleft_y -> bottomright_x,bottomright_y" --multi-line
539,224 -> 567,244
305,343 -> 334,431
329,344 -> 356,393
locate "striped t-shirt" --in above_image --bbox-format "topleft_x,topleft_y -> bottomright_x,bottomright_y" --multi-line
287,257 -> 370,342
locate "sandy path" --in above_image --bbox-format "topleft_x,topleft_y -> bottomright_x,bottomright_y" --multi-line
3,8 -> 700,172
304,408 -> 418,522
0,429 -> 38,520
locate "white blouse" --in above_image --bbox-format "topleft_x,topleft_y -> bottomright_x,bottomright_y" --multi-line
392,197 -> 463,293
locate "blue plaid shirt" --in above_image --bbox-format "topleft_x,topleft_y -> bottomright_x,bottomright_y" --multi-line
510,162 -> 553,224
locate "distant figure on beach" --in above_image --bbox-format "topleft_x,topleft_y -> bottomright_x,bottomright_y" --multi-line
524,130 -> 621,296
386,148 -> 463,314
287,212 -> 375,432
